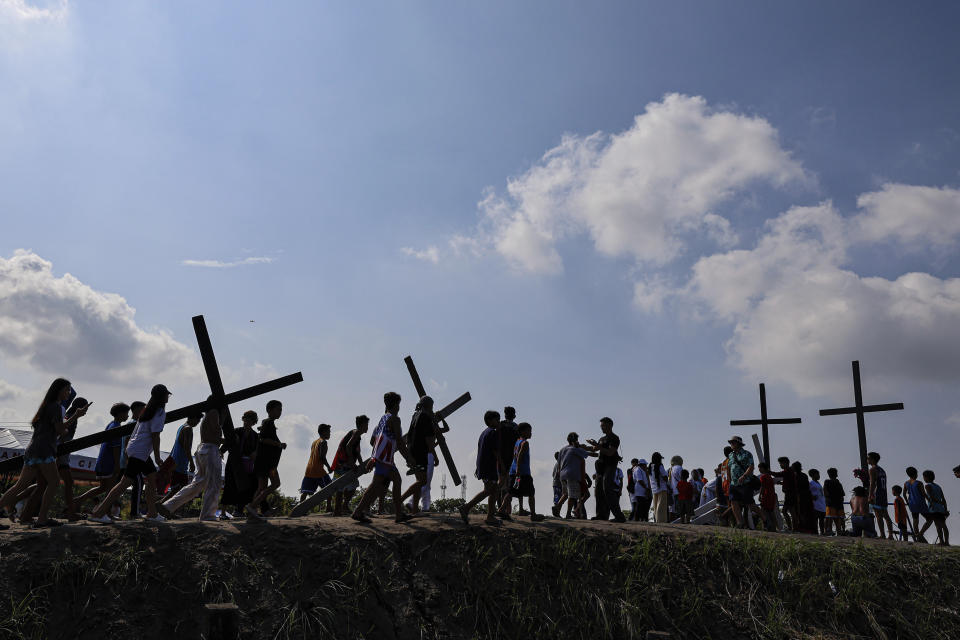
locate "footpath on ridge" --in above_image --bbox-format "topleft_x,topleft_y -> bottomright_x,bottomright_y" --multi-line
0,514 -> 957,639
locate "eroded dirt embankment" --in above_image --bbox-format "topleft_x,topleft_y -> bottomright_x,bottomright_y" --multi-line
0,515 -> 957,639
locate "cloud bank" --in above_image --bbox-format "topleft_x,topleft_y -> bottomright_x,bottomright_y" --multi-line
440,92 -> 960,397
0,250 -> 200,385
455,93 -> 810,274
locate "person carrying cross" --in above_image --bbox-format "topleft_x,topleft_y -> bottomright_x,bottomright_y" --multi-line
399,396 -> 437,514
158,406 -> 226,521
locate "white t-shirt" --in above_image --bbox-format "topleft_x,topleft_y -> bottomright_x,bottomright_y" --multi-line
125,408 -> 166,462
669,464 -> 684,496
632,467 -> 649,498
701,478 -> 717,503
649,464 -> 669,494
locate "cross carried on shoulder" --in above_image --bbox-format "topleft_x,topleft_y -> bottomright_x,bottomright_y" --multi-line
404,355 -> 469,487
0,315 -> 303,473
730,383 -> 801,465
819,360 -> 903,474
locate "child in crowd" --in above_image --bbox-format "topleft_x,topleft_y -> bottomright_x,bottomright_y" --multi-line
299,424 -> 333,510
772,456 -> 798,531
849,485 -> 877,538
676,469 -> 694,524
668,455 -> 684,520
809,469 -> 826,536
330,416 -> 368,517
823,468 -> 846,535
923,470 -> 949,546
757,462 -> 779,532
502,422 -> 544,522
904,467 -> 932,543
892,485 -> 909,541
75,402 -> 130,510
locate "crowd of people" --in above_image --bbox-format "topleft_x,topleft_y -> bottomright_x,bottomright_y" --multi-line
551,429 -> 954,545
0,378 -> 955,547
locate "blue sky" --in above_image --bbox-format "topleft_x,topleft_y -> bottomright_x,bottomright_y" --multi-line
2,1 -> 959,511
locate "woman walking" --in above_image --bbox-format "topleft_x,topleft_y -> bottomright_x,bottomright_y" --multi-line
0,378 -> 88,528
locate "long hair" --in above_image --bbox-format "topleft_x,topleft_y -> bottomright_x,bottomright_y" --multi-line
649,452 -> 664,485
32,378 -> 71,426
139,394 -> 165,423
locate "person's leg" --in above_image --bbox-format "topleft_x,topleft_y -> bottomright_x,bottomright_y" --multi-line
604,468 -> 626,521
32,463 -> 61,523
389,469 -> 410,522
91,475 -> 133,518
881,511 -> 894,539
459,481 -> 494,524
246,475 -> 270,514
59,466 -> 78,519
200,447 -> 223,521
142,472 -> 159,518
352,476 -> 386,520
129,474 -> 143,518
163,452 -> 208,515
0,467 -> 40,518
594,477 -> 609,520
484,485 -> 498,524
873,508 -> 886,537
421,458 -> 433,512
919,514 -> 934,539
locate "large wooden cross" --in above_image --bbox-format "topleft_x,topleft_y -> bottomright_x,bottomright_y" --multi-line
0,315 -> 303,473
818,360 -> 904,473
404,355 -> 469,487
729,383 -> 802,465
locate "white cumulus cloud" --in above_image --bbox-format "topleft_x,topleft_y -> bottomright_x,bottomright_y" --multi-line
463,93 -> 810,274
0,379 -> 25,402
852,183 -> 960,250
683,196 -> 960,396
0,250 -> 201,385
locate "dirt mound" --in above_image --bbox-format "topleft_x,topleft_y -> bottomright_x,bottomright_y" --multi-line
0,516 -> 957,639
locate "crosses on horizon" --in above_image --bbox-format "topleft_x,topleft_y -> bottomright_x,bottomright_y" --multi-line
818,360 -> 904,474
0,315 -> 304,473
404,355 -> 469,487
730,383 -> 802,466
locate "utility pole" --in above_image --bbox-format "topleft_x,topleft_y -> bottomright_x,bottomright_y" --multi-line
440,472 -> 447,500
460,475 -> 467,501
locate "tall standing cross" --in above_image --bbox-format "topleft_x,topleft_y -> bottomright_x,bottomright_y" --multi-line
818,360 -> 904,473
0,315 -> 304,473
730,383 -> 802,465
404,355 -> 469,487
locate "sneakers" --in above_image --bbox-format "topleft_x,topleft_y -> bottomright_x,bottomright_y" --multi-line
156,504 -> 173,519
143,514 -> 167,522
87,514 -> 113,524
551,505 -> 561,518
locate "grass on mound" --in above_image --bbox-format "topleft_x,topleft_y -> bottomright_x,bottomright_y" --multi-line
0,525 -> 957,640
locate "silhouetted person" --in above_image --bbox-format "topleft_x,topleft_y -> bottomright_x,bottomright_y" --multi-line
586,417 -> 625,522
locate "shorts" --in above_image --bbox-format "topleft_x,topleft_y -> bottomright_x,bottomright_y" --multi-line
562,477 -> 581,502
300,474 -> 332,495
553,485 -> 562,505
510,474 -> 535,498
930,512 -> 948,524
731,484 -> 755,505
25,456 -> 56,467
825,506 -> 844,519
124,456 -> 157,478
333,468 -> 359,493
374,461 -> 396,478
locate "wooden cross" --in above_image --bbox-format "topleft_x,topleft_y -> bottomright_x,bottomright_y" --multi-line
404,355 -> 469,487
0,315 -> 303,473
818,360 -> 904,473
730,383 -> 801,465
